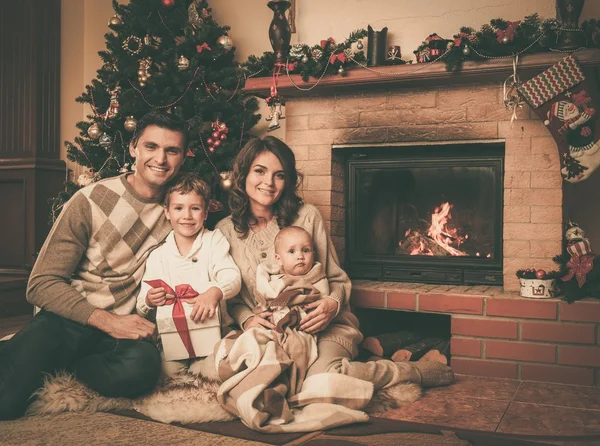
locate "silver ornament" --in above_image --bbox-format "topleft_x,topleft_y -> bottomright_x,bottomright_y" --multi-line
301,55 -> 309,64
338,66 -> 346,75
356,41 -> 363,50
502,36 -> 509,44
87,123 -> 101,139
99,133 -> 112,148
217,35 -> 233,51
219,171 -> 233,191
462,46 -> 471,56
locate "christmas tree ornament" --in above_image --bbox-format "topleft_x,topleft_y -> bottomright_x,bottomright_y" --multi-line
217,35 -> 233,51
143,34 -> 153,46
138,58 -> 152,86
87,123 -> 101,139
105,86 -> 121,120
188,0 -> 203,30
357,40 -> 364,50
289,43 -> 304,59
118,163 -> 131,173
219,171 -> 232,191
177,55 -> 190,70
502,36 -> 510,44
201,7 -> 209,18
99,133 -> 112,148
535,269 -> 547,279
207,138 -> 214,145
77,169 -> 95,187
124,116 -> 137,132
462,46 -> 471,55
301,54 -> 308,64
161,0 -> 175,8
267,0 -> 292,64
519,55 -> 600,182
311,48 -> 323,61
122,36 -> 143,55
338,66 -> 346,75
219,132 -> 227,141
108,14 -> 122,27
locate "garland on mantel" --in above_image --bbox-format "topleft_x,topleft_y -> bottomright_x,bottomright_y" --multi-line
243,15 -> 600,79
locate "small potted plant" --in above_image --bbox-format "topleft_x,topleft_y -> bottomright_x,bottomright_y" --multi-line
516,268 -> 560,299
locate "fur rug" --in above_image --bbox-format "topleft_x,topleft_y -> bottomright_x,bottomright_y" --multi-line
26,371 -> 421,425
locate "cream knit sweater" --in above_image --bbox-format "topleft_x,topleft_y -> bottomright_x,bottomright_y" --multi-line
216,204 -> 363,355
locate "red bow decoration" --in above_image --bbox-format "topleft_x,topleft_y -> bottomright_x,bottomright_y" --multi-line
562,254 -> 594,288
287,61 -> 298,72
144,279 -> 199,358
320,37 -> 335,49
186,148 -> 195,157
196,43 -> 211,53
496,21 -> 521,43
329,52 -> 346,64
454,32 -> 469,47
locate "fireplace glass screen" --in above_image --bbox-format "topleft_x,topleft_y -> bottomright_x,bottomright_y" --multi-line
344,143 -> 504,285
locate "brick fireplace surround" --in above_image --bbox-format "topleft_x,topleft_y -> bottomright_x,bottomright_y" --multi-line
245,49 -> 600,388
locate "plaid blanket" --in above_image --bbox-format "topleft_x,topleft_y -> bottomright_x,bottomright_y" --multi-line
214,328 -> 372,433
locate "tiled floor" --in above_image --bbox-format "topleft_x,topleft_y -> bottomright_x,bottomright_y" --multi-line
381,374 -> 600,437
3,315 -> 600,439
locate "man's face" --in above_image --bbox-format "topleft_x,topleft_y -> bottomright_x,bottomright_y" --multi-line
129,125 -> 185,198
275,230 -> 314,276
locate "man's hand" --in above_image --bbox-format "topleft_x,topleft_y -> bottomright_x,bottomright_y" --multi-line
145,287 -> 167,307
242,311 -> 276,331
87,309 -> 156,340
190,287 -> 223,322
299,298 -> 338,334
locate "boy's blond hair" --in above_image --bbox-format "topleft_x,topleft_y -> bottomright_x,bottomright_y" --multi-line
164,172 -> 211,209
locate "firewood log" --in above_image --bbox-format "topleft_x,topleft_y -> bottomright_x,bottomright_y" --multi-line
391,336 -> 445,362
361,330 -> 423,357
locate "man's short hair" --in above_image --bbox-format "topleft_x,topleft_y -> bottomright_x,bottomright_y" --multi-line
164,172 -> 211,209
130,110 -> 188,150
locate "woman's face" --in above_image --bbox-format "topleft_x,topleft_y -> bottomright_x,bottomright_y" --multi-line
245,151 -> 285,212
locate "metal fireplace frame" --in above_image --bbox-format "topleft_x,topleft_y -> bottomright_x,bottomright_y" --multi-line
341,140 -> 504,286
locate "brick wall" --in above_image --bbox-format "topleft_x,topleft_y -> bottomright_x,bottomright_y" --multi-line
284,83 -> 563,291
352,281 -> 600,387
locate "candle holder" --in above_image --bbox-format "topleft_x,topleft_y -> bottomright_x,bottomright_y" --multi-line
555,0 -> 586,50
367,26 -> 388,66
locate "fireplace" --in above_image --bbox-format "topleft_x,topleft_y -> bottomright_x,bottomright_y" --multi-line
341,141 -> 504,286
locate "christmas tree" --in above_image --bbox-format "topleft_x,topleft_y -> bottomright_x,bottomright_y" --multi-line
52,0 -> 260,222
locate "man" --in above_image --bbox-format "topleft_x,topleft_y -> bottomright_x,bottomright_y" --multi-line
0,111 -> 187,419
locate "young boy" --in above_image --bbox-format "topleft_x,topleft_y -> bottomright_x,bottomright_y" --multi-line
255,226 -> 330,332
137,172 -> 241,373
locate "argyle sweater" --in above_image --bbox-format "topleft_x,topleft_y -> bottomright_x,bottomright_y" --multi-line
27,174 -> 171,325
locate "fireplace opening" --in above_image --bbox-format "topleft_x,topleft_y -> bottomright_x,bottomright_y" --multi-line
354,308 -> 451,363
341,141 -> 504,285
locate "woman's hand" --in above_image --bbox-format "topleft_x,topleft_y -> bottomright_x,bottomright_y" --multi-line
299,298 -> 338,334
243,310 -> 276,331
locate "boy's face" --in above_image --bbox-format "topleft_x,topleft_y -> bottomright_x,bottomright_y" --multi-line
164,191 -> 207,241
275,230 -> 314,276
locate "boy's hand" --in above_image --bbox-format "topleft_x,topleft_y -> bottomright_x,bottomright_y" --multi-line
146,287 -> 167,307
190,287 -> 223,322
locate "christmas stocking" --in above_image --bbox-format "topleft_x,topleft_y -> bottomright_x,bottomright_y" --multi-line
519,55 -> 600,183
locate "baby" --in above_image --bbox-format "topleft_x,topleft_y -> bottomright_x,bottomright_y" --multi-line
255,226 -> 329,332
137,172 -> 241,374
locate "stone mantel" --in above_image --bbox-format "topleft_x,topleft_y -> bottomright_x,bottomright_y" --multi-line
244,49 -> 600,97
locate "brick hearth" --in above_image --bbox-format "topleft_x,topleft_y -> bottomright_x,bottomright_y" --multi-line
245,50 -> 600,387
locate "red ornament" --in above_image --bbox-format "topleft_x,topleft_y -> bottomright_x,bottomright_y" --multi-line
212,131 -> 220,139
207,138 -> 214,145
535,269 -> 546,279
213,139 -> 221,147
219,133 -> 227,141
209,147 -> 215,152
161,0 -> 175,8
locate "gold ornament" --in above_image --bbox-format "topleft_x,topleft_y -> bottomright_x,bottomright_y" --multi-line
124,116 -> 137,132
220,171 -> 233,191
144,34 -> 153,46
87,123 -> 101,139
217,35 -> 233,51
177,55 -> 190,71
108,14 -> 122,27
138,58 -> 152,86
99,133 -> 112,148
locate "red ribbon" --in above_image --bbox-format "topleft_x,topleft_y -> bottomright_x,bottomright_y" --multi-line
320,37 -> 335,49
144,279 -> 199,358
454,32 -> 469,47
186,148 -> 195,157
562,254 -> 594,288
496,21 -> 521,43
329,52 -> 346,64
196,43 -> 211,53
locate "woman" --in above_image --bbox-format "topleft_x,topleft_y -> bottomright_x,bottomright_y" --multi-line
215,136 -> 453,389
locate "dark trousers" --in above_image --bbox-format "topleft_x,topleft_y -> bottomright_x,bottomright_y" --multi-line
0,311 -> 161,420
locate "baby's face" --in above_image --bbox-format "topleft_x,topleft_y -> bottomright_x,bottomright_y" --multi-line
275,231 -> 314,276
164,191 -> 207,241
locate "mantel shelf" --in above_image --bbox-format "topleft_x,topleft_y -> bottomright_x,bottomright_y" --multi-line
244,48 -> 600,98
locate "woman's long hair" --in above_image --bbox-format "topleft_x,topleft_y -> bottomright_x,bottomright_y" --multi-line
229,136 -> 303,237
